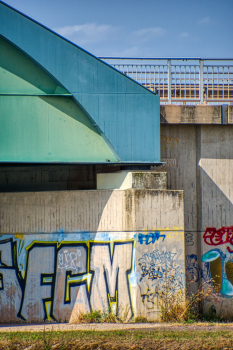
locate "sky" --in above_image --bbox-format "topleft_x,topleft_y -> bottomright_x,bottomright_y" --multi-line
2,0 -> 233,58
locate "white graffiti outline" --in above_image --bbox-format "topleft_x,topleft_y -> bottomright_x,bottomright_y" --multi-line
58,249 -> 82,272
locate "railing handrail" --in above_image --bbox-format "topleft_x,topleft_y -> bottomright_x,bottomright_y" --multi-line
99,57 -> 233,61
99,57 -> 233,105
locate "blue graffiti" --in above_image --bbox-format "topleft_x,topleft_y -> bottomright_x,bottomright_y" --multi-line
138,232 -> 165,245
138,250 -> 184,298
186,254 -> 210,283
138,250 -> 179,280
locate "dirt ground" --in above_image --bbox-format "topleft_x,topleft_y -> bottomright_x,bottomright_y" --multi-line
1,322 -> 233,332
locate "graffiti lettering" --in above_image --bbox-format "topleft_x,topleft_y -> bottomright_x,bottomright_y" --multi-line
201,248 -> 233,296
140,287 -> 157,309
185,254 -> 209,283
58,248 -> 82,272
0,240 -> 22,322
185,233 -> 194,246
161,135 -> 178,152
20,245 -> 56,321
0,233 -> 185,323
90,242 -> 133,319
203,226 -> 233,253
53,244 -> 90,322
138,250 -> 177,281
138,250 -> 184,308
138,232 -> 165,245
0,238 -> 134,323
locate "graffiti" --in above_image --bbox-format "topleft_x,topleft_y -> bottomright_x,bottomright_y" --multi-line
0,240 -> 22,321
201,248 -> 233,296
203,226 -> 233,253
90,242 -> 133,318
53,244 -> 90,322
185,232 -> 194,246
161,135 -> 178,152
138,250 -> 184,309
0,237 -> 134,322
186,254 -> 198,282
140,287 -> 157,309
58,248 -> 82,272
138,232 -> 165,245
201,228 -> 233,297
0,230 -> 185,322
20,244 -> 56,321
138,250 -> 177,281
185,254 -> 209,283
161,158 -> 177,168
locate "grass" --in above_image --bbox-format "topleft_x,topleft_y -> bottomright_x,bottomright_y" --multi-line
73,306 -> 132,324
1,329 -> 233,349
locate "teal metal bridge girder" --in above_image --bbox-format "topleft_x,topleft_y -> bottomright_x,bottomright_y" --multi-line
0,1 -> 160,164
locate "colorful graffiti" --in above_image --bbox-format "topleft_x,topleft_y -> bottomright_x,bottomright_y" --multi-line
203,226 -> 233,253
0,236 -> 134,322
201,248 -> 233,296
201,227 -> 233,297
0,230 -> 185,322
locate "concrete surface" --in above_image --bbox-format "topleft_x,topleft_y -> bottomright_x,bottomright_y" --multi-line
0,186 -> 184,323
160,105 -> 222,124
97,171 -> 167,190
158,123 -> 233,317
1,106 -> 233,323
0,189 -> 183,233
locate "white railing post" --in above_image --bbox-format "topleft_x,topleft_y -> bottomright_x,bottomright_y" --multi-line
167,59 -> 172,104
199,60 -> 204,104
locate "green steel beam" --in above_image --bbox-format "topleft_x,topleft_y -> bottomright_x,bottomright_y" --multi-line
0,2 -> 160,164
0,96 -> 117,163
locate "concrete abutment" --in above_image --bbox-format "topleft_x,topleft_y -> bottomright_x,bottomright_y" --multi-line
0,172 -> 185,323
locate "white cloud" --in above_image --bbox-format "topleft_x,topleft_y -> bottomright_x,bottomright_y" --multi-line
53,24 -> 166,57
130,27 -> 166,44
197,16 -> 210,25
53,23 -> 120,46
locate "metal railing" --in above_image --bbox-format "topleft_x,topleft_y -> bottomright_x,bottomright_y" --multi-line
99,58 -> 233,105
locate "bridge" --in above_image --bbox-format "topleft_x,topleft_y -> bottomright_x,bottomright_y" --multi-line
100,58 -> 233,105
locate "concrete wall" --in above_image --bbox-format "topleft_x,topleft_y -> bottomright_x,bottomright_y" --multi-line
0,189 -> 184,323
2,104 -> 232,320
158,106 -> 233,317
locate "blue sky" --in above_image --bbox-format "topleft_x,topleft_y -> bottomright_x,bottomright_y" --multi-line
2,0 -> 233,58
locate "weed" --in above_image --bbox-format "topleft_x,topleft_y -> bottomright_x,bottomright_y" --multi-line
77,309 -> 102,323
134,316 -> 148,323
43,326 -> 53,350
151,268 -> 224,323
101,309 -> 121,323
183,318 -> 196,324
73,304 -> 132,324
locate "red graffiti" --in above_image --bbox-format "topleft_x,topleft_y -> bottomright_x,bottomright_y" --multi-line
203,226 -> 233,253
